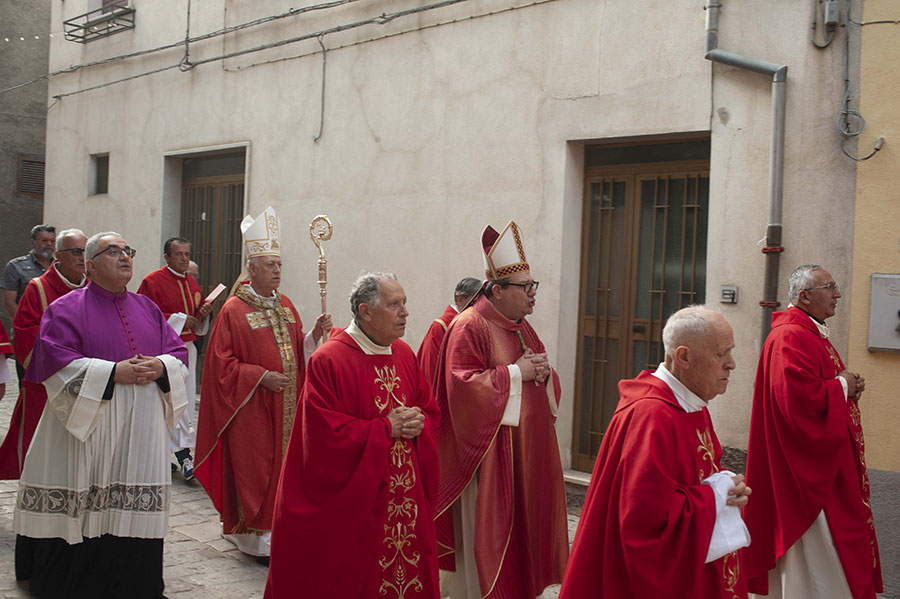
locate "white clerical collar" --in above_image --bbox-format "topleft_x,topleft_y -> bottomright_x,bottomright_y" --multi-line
247,284 -> 277,306
54,264 -> 86,289
652,363 -> 707,413
166,266 -> 186,278
788,303 -> 829,338
345,320 -> 392,355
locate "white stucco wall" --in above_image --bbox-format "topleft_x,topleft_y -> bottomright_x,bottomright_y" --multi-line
42,0 -> 857,468
702,1 -> 857,449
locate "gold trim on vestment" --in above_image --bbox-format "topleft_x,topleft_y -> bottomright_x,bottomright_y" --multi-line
435,318 -> 448,332
482,429 -> 515,599
375,365 -> 424,599
175,277 -> 193,335
437,540 -> 455,558
696,427 -> 718,482
34,278 -> 48,311
194,372 -> 267,470
234,285 -> 299,456
24,278 -> 48,369
434,409 -> 506,522
722,551 -> 740,599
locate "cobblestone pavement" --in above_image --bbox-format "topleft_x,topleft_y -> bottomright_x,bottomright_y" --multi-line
0,359 -> 575,598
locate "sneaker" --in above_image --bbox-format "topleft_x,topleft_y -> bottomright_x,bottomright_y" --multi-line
171,463 -> 178,473
180,456 -> 195,481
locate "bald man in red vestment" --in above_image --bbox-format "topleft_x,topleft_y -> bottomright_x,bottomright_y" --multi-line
434,221 -> 568,599
743,265 -> 882,599
0,229 -> 87,479
417,277 -> 481,386
560,306 -> 751,599
265,273 -> 440,598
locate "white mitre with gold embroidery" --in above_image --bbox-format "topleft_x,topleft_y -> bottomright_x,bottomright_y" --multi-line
240,206 -> 281,258
482,220 -> 530,281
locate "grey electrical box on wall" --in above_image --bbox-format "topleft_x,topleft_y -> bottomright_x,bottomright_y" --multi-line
868,274 -> 900,353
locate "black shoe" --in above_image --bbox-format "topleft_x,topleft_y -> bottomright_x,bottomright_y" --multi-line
175,449 -> 195,481
255,556 -> 270,567
181,456 -> 195,481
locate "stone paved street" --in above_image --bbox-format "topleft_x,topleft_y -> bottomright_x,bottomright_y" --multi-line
0,359 -> 574,598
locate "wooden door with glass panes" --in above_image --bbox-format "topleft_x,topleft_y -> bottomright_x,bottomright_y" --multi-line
572,162 -> 710,472
180,175 -> 245,380
181,175 -> 245,300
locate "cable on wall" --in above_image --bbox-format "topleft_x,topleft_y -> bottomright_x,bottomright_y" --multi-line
0,0 -> 365,96
313,35 -> 327,143
837,0 -> 884,161
47,0 -> 558,102
179,0 -> 192,71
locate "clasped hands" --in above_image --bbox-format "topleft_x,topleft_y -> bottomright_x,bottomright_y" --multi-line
839,370 -> 866,400
727,474 -> 751,508
388,406 -> 426,439
515,349 -> 551,384
114,354 -> 164,385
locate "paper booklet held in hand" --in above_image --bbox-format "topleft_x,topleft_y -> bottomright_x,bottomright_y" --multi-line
204,283 -> 226,304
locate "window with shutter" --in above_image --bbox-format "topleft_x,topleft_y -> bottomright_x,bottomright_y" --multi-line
16,156 -> 45,199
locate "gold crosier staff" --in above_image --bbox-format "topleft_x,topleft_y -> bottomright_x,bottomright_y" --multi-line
309,215 -> 333,317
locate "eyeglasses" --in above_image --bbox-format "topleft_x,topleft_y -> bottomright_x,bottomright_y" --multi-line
91,244 -> 137,260
505,281 -> 540,294
56,248 -> 85,257
803,282 -> 838,293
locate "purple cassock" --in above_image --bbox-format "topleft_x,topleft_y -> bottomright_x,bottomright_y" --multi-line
25,280 -> 188,383
13,280 -> 190,599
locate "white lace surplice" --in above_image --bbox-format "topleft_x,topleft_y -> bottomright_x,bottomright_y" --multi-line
14,355 -> 188,544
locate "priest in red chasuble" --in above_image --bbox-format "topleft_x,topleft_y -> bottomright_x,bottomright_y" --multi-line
743,265 -> 882,599
0,228 -> 87,479
434,220 -> 568,599
265,273 -> 440,598
194,207 -> 330,559
417,276 -> 481,386
138,236 -> 213,481
560,306 -> 751,599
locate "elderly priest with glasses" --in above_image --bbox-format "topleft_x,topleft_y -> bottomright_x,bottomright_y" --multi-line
13,232 -> 189,599
434,220 -> 568,599
743,265 -> 882,599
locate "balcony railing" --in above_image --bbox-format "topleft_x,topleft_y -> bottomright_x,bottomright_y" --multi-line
64,1 -> 135,43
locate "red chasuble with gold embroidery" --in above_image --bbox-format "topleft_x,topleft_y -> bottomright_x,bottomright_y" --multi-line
137,266 -> 204,342
194,286 -> 305,535
0,266 -> 79,479
743,307 -> 882,597
264,330 -> 440,599
434,294 -> 568,598
416,304 -> 456,385
561,371 -> 746,599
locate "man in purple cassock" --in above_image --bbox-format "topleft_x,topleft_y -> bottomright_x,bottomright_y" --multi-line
13,232 -> 189,599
